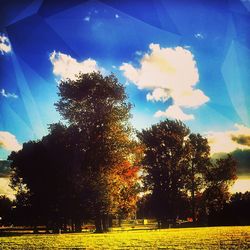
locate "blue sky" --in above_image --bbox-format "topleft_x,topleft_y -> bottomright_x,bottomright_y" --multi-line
0,0 -> 250,193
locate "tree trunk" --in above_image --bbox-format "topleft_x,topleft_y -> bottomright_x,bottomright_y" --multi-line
191,164 -> 196,224
95,216 -> 103,233
102,214 -> 109,232
63,218 -> 67,233
75,219 -> 82,232
118,216 -> 122,227
33,225 -> 38,234
108,215 -> 113,228
157,219 -> 161,229
71,219 -> 75,232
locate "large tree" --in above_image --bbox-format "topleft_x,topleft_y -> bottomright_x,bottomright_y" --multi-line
138,119 -> 190,227
9,123 -> 86,232
184,133 -> 210,223
138,119 -> 237,227
200,154 -> 237,222
56,72 -> 137,232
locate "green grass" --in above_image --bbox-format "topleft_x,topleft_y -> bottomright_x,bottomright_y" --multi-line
0,226 -> 249,249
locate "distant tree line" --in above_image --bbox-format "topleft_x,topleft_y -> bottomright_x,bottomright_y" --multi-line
1,72 -> 243,232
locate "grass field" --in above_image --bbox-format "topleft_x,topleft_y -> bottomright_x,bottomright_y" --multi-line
0,226 -> 249,249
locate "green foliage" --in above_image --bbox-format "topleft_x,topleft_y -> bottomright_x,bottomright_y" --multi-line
9,72 -> 139,233
0,195 -> 12,226
55,72 -> 138,231
8,71 -> 238,230
202,155 -> 237,215
9,123 -> 86,230
138,119 -> 237,225
138,119 -> 191,225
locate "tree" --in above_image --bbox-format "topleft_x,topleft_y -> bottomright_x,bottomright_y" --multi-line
0,196 -> 12,226
184,133 -> 210,223
138,119 -> 237,227
107,158 -> 140,223
56,72 -> 137,232
9,123 -> 86,232
201,154 -> 237,221
138,119 -> 190,227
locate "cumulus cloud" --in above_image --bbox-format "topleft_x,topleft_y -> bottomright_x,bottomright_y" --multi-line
213,149 -> 250,177
0,178 -> 15,200
155,104 -> 194,121
232,135 -> 250,147
0,160 -> 11,177
49,51 -> 100,81
231,149 -> 250,175
146,88 -> 170,102
0,131 -> 22,152
0,89 -> 18,99
120,43 -> 209,120
206,124 -> 250,155
0,34 -> 11,54
230,177 -> 250,193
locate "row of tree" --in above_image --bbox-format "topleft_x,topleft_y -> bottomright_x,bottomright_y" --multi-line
6,72 -> 237,232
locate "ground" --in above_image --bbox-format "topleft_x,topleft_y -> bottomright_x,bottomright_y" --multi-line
0,226 -> 249,249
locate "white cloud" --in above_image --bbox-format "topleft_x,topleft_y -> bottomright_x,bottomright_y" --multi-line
0,89 -> 18,99
0,131 -> 22,152
230,177 -> 250,193
120,43 -> 209,120
0,178 -> 16,200
195,33 -> 204,39
206,124 -> 250,155
135,51 -> 143,56
146,88 -> 170,102
171,88 -> 209,108
84,16 -> 90,22
0,34 -> 11,54
155,104 -> 194,121
49,51 -> 100,81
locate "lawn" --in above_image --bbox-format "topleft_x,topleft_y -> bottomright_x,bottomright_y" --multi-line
0,226 -> 249,249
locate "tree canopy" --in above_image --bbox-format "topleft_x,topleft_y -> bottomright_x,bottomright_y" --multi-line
8,72 -> 239,231
138,119 -> 237,227
55,72 -> 138,232
9,72 -> 140,233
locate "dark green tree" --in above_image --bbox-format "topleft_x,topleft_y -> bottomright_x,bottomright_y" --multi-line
201,154 -> 237,221
0,195 -> 12,226
56,72 -> 135,232
184,133 -> 210,223
138,119 -> 190,227
9,123 -> 86,232
138,119 -> 237,227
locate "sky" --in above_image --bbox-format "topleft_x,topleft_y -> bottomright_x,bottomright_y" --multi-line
0,0 -> 250,196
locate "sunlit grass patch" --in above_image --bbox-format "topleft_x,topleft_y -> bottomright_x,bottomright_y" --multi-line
0,226 -> 249,249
